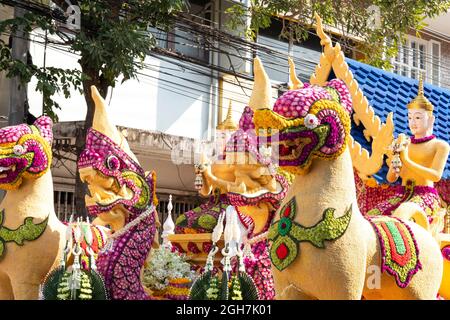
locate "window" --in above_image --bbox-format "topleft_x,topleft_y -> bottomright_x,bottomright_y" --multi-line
54,190 -> 75,222
392,36 -> 441,86
430,40 -> 440,86
151,2 -> 211,62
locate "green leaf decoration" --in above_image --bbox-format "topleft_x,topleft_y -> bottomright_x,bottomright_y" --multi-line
238,272 -> 260,300
189,270 -> 212,300
269,203 -> 353,271
0,210 -> 48,260
206,275 -> 221,300
220,272 -> 229,300
42,268 -> 108,300
278,197 -> 296,219
198,214 -> 217,230
89,270 -> 109,300
42,266 -> 66,300
270,236 -> 298,271
175,214 -> 187,227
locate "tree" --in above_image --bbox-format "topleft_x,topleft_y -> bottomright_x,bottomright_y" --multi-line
0,0 -> 186,217
226,0 -> 450,69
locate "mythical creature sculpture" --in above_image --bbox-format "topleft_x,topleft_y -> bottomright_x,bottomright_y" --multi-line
0,117 -> 67,299
78,86 -> 159,300
250,15 -> 445,299
175,103 -> 290,300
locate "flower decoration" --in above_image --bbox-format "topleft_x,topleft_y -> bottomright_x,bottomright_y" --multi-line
443,246 -> 450,262
304,114 -> 319,129
142,246 -> 196,292
13,144 -> 25,156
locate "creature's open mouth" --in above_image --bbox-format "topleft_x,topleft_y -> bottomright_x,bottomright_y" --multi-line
80,167 -> 134,211
279,137 -> 311,160
0,165 -> 16,179
85,183 -> 132,207
0,157 -> 28,185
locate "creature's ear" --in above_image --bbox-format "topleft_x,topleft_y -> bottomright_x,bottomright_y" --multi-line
429,114 -> 435,133
33,116 -> 53,145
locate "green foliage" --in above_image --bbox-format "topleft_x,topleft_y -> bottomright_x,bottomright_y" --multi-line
237,271 -> 259,300
190,269 -> 259,300
206,275 -> 220,300
229,275 -> 242,300
189,270 -> 212,300
197,214 -> 217,230
41,267 -> 108,300
225,0 -> 450,69
0,0 -> 186,121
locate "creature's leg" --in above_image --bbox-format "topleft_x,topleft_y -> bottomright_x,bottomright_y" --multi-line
394,202 -> 429,231
274,282 -> 316,300
0,271 -> 14,300
10,278 -> 40,300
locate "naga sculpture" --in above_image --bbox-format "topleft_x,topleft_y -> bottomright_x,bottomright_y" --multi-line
175,103 -> 290,300
78,86 -> 159,300
0,117 -> 67,299
250,15 -> 445,299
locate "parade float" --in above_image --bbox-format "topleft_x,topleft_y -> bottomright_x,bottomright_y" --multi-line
249,14 -> 449,299
169,101 -> 290,300
76,86 -> 159,300
0,11 -> 449,300
0,116 -> 109,300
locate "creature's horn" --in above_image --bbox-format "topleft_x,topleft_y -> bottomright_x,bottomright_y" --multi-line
288,57 -> 303,90
249,57 -> 272,110
90,86 -> 140,164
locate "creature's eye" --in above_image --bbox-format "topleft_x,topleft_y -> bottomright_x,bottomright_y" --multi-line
106,155 -> 120,171
13,145 -> 25,156
304,114 -> 319,129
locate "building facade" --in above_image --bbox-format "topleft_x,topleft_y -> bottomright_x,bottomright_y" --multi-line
1,2 -> 449,230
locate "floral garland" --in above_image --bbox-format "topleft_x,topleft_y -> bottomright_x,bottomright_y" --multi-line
410,135 -> 436,144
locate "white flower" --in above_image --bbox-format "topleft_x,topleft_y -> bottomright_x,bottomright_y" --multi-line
304,114 -> 319,129
142,246 -> 195,291
13,145 -> 25,156
260,145 -> 272,158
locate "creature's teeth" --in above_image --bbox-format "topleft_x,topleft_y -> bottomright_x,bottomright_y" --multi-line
119,185 -> 127,197
94,193 -> 102,203
0,166 -> 10,172
11,165 -> 16,172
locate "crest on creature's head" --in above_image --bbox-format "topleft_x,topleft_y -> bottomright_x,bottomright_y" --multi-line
0,117 -> 53,190
253,57 -> 353,175
78,86 -> 157,220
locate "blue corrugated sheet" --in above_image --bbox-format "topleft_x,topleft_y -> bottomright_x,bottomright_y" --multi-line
345,58 -> 450,182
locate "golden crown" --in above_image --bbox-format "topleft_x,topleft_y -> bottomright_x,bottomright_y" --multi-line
407,73 -> 434,112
